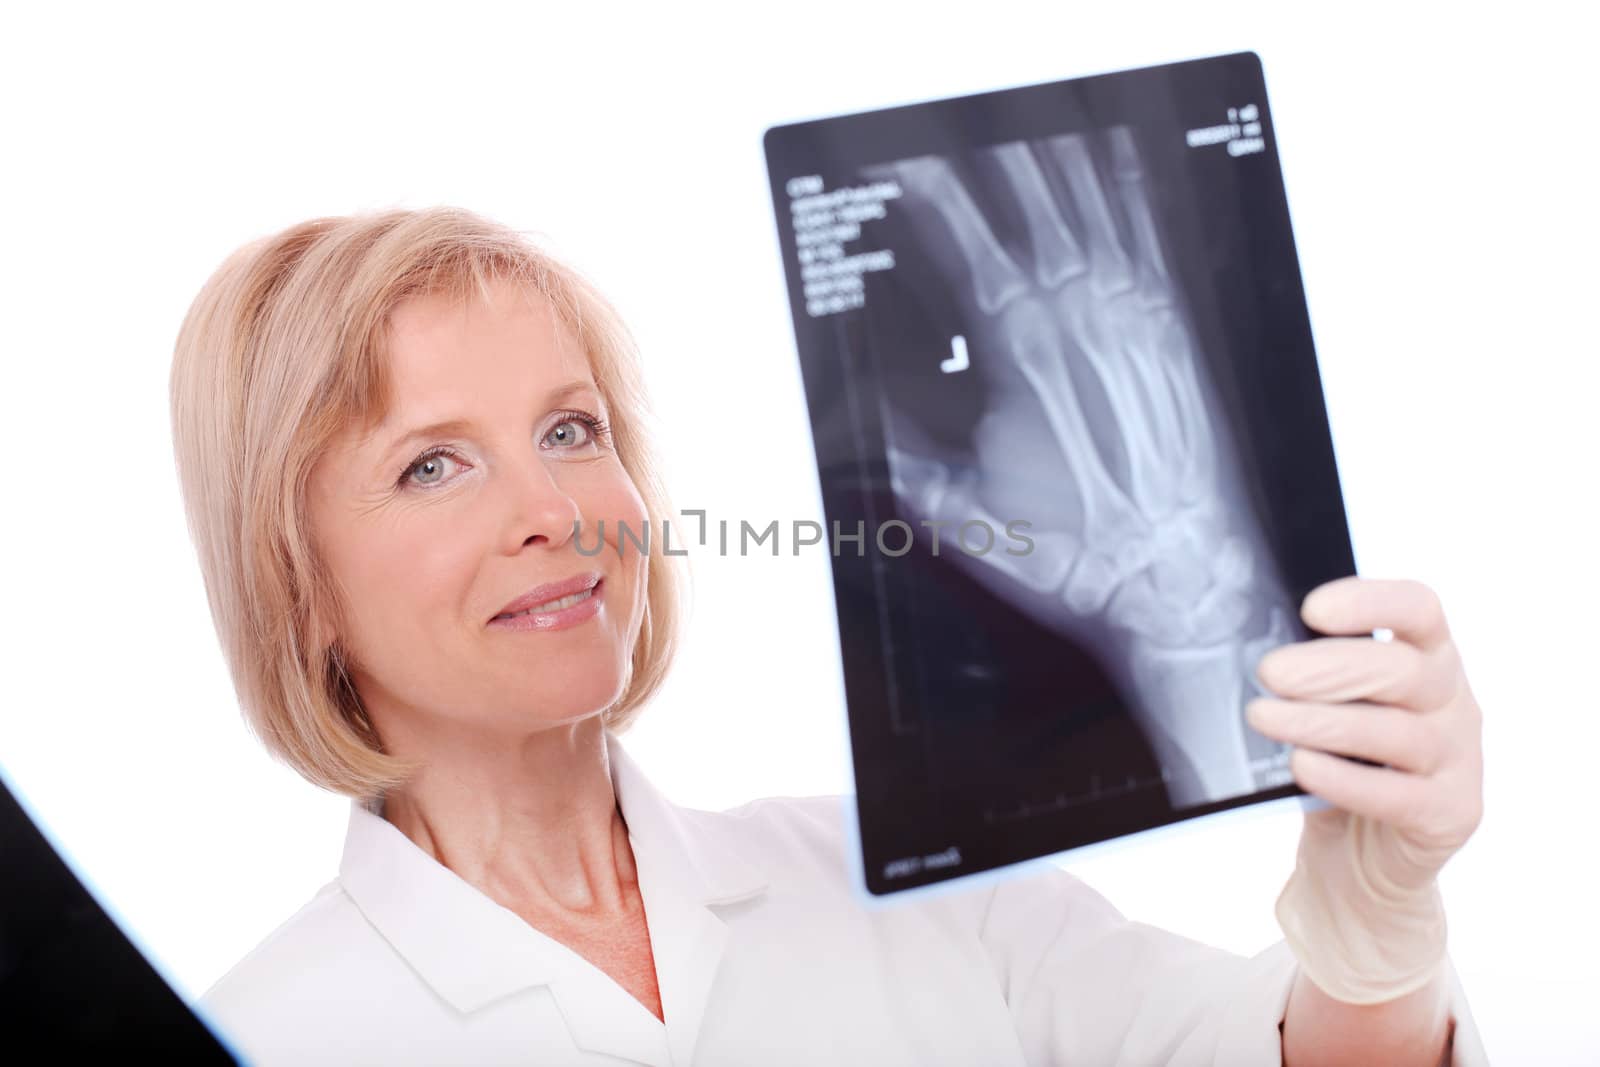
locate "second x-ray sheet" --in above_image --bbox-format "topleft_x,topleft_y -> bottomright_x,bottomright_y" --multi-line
763,52 -> 1358,898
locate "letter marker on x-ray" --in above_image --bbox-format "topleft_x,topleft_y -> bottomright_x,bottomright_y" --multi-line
941,334 -> 970,373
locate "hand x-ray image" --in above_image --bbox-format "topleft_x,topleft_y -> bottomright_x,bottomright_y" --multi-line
763,52 -> 1358,896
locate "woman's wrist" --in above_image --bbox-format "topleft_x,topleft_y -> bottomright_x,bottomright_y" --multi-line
1282,959 -> 1454,1067
1274,823 -> 1449,1005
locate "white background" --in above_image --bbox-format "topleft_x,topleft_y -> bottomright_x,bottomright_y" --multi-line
1,1 -> 1595,1061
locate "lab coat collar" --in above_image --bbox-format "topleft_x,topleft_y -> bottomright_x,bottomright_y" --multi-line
338,729 -> 769,1066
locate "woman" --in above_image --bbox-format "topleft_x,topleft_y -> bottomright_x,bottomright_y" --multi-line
170,207 -> 1488,1065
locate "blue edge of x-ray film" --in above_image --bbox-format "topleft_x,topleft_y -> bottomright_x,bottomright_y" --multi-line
0,758 -> 248,1063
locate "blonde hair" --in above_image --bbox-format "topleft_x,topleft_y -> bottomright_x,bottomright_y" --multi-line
169,207 -> 685,799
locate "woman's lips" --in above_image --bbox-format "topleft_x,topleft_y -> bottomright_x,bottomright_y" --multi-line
489,579 -> 604,632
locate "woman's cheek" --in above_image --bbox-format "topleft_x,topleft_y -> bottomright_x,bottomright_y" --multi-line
601,478 -> 651,611
594,473 -> 650,549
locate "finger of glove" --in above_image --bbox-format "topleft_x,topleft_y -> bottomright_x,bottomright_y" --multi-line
1246,698 -> 1442,775
1301,576 -> 1454,654
1255,636 -> 1458,711
1287,747 -> 1437,838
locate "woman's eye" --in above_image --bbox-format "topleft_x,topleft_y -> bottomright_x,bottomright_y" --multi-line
402,449 -> 460,488
544,417 -> 596,449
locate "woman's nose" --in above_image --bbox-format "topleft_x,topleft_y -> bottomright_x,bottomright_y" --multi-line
500,454 -> 582,552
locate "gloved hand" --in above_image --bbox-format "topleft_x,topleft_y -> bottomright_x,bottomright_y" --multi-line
1247,576 -> 1485,1004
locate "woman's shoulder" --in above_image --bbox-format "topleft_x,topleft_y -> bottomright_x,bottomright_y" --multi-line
658,791 -> 874,908
195,879 -> 391,1038
714,791 -> 851,832
697,792 -> 854,866
695,792 -> 1132,930
687,793 -> 1002,921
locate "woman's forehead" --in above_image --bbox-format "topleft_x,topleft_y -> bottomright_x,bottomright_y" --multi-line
388,281 -> 576,352
384,284 -> 592,388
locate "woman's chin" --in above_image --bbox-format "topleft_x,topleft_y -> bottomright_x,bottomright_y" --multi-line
521,675 -> 630,728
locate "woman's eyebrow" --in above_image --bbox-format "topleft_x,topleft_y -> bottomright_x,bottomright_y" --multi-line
376,380 -> 601,464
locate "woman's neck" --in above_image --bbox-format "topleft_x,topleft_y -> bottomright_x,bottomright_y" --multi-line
378,715 -> 641,917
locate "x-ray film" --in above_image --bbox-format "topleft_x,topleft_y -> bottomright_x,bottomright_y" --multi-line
0,768 -> 236,1057
762,52 -> 1357,897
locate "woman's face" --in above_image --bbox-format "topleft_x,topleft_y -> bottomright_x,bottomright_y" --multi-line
308,280 -> 649,746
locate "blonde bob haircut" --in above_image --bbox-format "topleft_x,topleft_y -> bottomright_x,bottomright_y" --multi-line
169,207 -> 686,801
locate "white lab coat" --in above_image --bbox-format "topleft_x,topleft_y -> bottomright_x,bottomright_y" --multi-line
196,730 -> 1488,1065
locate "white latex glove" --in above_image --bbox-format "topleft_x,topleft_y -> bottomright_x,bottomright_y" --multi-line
1246,576 -> 1485,1004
